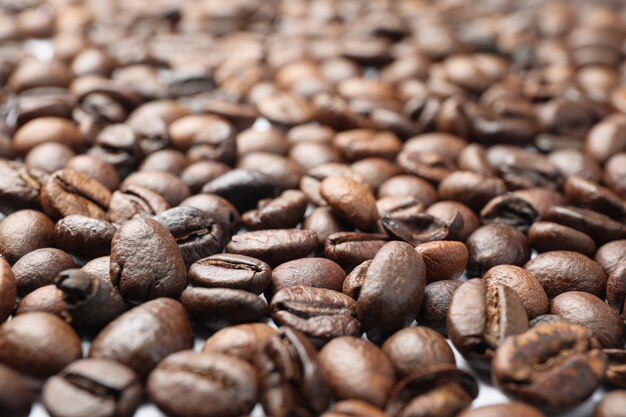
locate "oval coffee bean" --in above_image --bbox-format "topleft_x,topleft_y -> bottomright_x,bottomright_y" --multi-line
12,248 -> 76,296
202,169 -> 279,213
147,351 -> 258,417
268,257 -> 346,299
54,215 -> 116,259
107,185 -> 170,225
319,336 -> 396,408
595,239 -> 626,275
415,241 -> 468,282
320,176 -> 379,231
180,194 -> 241,243
90,298 -> 193,379
226,229 -> 318,267
15,285 -> 66,318
121,171 -> 191,207
324,232 -> 389,272
0,161 -> 44,214
189,254 -> 271,294
0,363 -> 33,417
492,323 -> 607,411
110,217 -> 187,303
0,257 -> 16,323
418,280 -> 463,336
525,250 -> 607,298
607,260 -> 626,313
42,359 -> 142,417
0,209 -> 55,264
528,221 -> 596,256
0,312 -> 82,381
543,206 -> 626,244
202,323 -> 277,363
242,190 -> 308,231
426,201 -> 479,242
466,223 -> 530,277
479,193 -> 538,232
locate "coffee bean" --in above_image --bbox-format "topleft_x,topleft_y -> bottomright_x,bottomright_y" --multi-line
416,241 -> 468,282
378,175 -> 438,207
549,149 -> 602,183
607,260 -> 626,313
138,149 -> 189,176
180,194 -> 241,242
457,143 -> 494,176
355,241 -> 426,344
528,221 -> 596,256
238,152 -> 304,191
258,92 -> 315,126
543,205 -> 626,244
147,351 -> 258,417
466,223 -> 531,276
382,327 -> 455,377
257,326 -> 331,417
488,146 -> 561,190
585,114 -> 626,164
604,153 -> 626,199
564,176 -> 626,219
0,363 -> 32,417
397,148 -> 456,184
189,253 -> 270,294
202,323 -> 277,363
0,312 -> 82,381
385,364 -> 478,417
457,403 -> 546,417
242,190 -> 307,231
350,158 -> 402,191
438,171 -> 506,211
237,127 -> 289,156
65,155 -> 120,192
42,359 -> 142,417
12,117 -> 83,154
90,298 -> 193,379
425,201 -> 479,242
382,211 -> 457,245
54,215 -> 116,259
181,161 -> 230,194
110,217 -> 187,303
0,256 -> 16,323
325,232 -> 389,271
321,400 -> 389,417
202,169 -> 279,212
15,285 -> 66,318
492,322 -> 607,411
25,142 -> 75,174
269,257 -> 346,299
181,287 -> 267,330
594,390 -> 626,417
479,193 -> 538,232
303,206 -> 347,248
0,161 -> 45,214
226,229 -> 318,267
448,279 -> 528,368
12,248 -> 76,296
512,187 -> 566,217
107,184 -> 170,225
334,129 -> 402,161
596,239 -> 626,275
0,209 -> 55,263
483,265 -> 549,319
529,314 -> 572,328
418,280 -> 463,336
319,336 -> 396,408
121,171 -> 191,207
289,142 -> 343,171
550,291 -> 625,348
525,250 -> 607,298
89,124 -> 140,179
321,176 -> 379,231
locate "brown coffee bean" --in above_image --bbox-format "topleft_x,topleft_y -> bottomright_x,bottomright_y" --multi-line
237,127 -> 289,156
604,153 -> 626,199
15,285 -> 66,318
418,280 -> 463,336
528,221 -> 596,256
25,142 -> 75,174
334,129 -> 402,161
202,169 -> 279,213
480,193 -> 538,232
189,254 -> 271,295
66,155 -> 120,192
12,248 -> 75,296
549,149 -> 601,183
381,211 -> 457,246
180,194 -> 241,242
525,250 -> 607,298
147,351 -> 258,417
90,298 -> 193,379
512,187 -> 566,217
108,185 -> 170,225
416,241 -> 468,282
457,143 -> 494,176
238,152 -> 304,191
543,205 -> 626,244
88,124 -> 141,179
0,256 -> 16,323
12,117 -> 83,154
202,323 -> 277,363
488,146 -> 561,190
322,400 -> 389,417
493,323 -> 607,411
269,257 -> 346,299
0,161 -> 45,214
258,92 -> 315,126
168,115 -> 237,165
0,312 -> 82,381
257,327 -> 331,417
321,176 -> 379,231
596,240 -> 626,275
378,175 -> 438,207
303,206 -> 347,247
438,171 -> 506,211
319,336 -> 396,408
350,158 -> 402,191
289,141 -> 343,171
355,241 -> 426,344
0,362 -> 32,417
54,215 -> 116,259
448,279 -> 528,368
382,327 -> 455,378
607,260 -> 626,312
426,201 -> 479,242
585,114 -> 626,164
42,359 -> 141,417
242,190 -> 307,231
483,265 -> 549,319
180,160 -> 230,194
457,403 -> 546,417
564,176 -> 626,219
325,232 -> 389,272
466,223 -> 531,276
0,209 -> 55,263
121,171 -> 191,207
41,168 -> 112,221
550,291 -> 625,348
594,390 -> 626,417
226,229 -> 318,267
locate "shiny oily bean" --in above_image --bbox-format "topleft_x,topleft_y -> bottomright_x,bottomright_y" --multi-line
418,280 -> 463,336
180,194 -> 241,243
54,215 -> 116,259
202,323 -> 277,363
302,206 -> 347,248
528,221 -> 596,256
479,193 -> 538,232
189,254 -> 271,295
0,209 -> 55,264
15,285 -> 66,318
0,257 -> 16,323
226,229 -> 318,267
425,201 -> 479,242
121,171 -> 191,207
321,175 -> 379,231
438,171 -> 506,211
466,223 -> 530,277
564,176 -> 626,220
0,363 -> 33,417
202,169 -> 279,213
483,265 -> 549,319
12,248 -> 75,296
543,206 -> 626,244
415,241 -> 468,282
0,161 -> 44,214
268,257 -> 346,299
595,240 -> 626,275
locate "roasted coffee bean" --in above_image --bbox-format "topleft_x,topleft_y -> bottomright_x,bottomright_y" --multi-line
257,326 -> 331,417
202,169 -> 279,212
425,201 -> 479,242
466,223 -> 531,276
438,171 -> 506,211
121,171 -> 191,207
596,240 -> 626,275
396,148 -> 456,184
525,250 -> 607,298
107,185 -> 170,225
25,142 -> 75,174
494,322 -> 607,411
483,265 -> 549,319
154,206 -> 223,267
382,327 -> 455,378
543,206 -> 626,244
42,359 -> 142,417
320,176 -> 379,231
333,129 -> 402,162
258,92 -> 315,127
300,163 -> 365,207
319,336 -> 396,408
479,193 -> 538,232
447,279 -> 528,368
528,314 -> 572,328
0,363 -> 33,417
0,161 -> 45,214
12,248 -> 75,296
189,254 -> 271,294
385,364 -> 478,417
181,287 -> 267,330
415,241 -> 468,282
321,400 -> 389,417
15,285 -> 66,318
550,291 -> 625,348
202,323 -> 277,363
488,146 -> 561,190
378,175 -> 438,207
65,155 -> 120,192
303,206 -> 347,248
528,221 -> 596,256
270,286 -> 360,344
594,390 -> 626,417
604,349 -> 626,389
242,190 -> 307,231
226,229 -> 318,267
512,187 -> 566,218
585,114 -> 626,164
607,260 -> 626,313
12,117 -> 83,154
238,152 -> 305,191
289,142 -> 343,171
88,124 -> 141,179
564,176 -> 626,219
237,127 -> 289,156
0,256 -> 16,323
181,160 -> 230,194
0,209 -> 55,263
418,280 -> 463,336
0,312 -> 82,381
604,153 -> 626,199
457,403 -> 546,417
147,351 -> 258,417
354,241 -> 426,344
110,217 -> 187,303
181,194 -> 241,242
138,149 -> 189,176
90,298 -> 193,379
269,257 -> 346,299
350,158 -> 402,191
382,211 -> 457,245
54,215 -> 116,259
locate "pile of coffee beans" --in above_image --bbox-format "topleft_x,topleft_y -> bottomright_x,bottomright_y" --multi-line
1,0 -> 626,416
